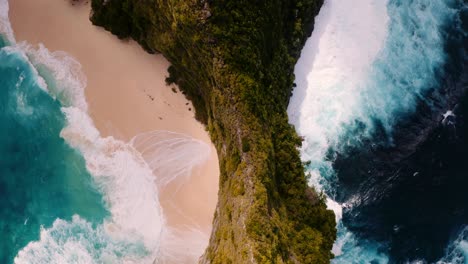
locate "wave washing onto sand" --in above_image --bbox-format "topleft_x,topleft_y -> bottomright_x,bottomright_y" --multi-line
132,131 -> 212,263
1,2 -> 211,262
0,0 -> 13,43
132,131 -> 211,188
10,40 -> 164,264
18,43 -> 89,112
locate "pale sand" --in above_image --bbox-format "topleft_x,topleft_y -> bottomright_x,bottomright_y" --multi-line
9,0 -> 219,252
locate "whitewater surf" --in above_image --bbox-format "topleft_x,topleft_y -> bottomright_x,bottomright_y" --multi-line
289,0 -> 468,262
0,1 -> 211,262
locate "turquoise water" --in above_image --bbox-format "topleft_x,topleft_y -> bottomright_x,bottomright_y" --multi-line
0,24 -> 205,262
1,0 -> 215,261
0,39 -> 109,263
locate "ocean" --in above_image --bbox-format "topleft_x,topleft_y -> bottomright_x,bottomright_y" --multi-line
0,10 -> 161,264
3,0 -> 468,263
0,1 -> 212,263
0,36 -> 112,263
289,0 -> 468,263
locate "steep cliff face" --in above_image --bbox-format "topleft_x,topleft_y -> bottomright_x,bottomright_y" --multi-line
90,0 -> 336,263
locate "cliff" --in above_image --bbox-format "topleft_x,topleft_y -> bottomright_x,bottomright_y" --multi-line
90,0 -> 336,263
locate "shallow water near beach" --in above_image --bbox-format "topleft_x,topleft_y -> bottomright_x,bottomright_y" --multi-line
0,38 -> 111,263
0,1 -> 212,262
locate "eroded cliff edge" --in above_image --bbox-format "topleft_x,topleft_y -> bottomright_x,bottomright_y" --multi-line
90,0 -> 336,263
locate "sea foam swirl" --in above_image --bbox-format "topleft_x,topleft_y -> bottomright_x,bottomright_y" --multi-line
288,0 -> 464,262
1,1 -> 211,262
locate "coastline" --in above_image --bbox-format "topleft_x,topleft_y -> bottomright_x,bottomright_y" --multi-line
8,0 -> 219,260
88,0 -> 336,262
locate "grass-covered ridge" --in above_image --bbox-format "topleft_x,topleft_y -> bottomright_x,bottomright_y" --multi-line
90,0 -> 336,263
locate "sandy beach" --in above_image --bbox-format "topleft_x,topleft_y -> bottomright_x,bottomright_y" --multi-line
9,0 -> 218,258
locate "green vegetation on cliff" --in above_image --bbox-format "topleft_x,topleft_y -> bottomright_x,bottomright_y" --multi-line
90,0 -> 336,263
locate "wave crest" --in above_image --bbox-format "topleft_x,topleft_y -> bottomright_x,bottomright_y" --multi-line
8,25 -> 211,264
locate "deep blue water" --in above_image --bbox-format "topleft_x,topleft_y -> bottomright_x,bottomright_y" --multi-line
336,19 -> 467,264
290,0 -> 468,263
2,0 -> 467,262
333,1 -> 468,262
0,39 -> 109,263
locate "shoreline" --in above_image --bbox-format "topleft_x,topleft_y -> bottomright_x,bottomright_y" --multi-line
8,0 -> 218,261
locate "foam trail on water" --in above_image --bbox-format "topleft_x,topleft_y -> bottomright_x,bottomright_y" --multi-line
18,43 -> 88,112
2,3 -> 213,260
436,226 -> 468,264
288,0 -> 458,262
288,0 -> 390,192
6,32 -> 210,264
9,42 -> 164,264
353,0 -> 456,137
288,1 -> 390,260
60,107 -> 164,252
288,1 -> 390,259
15,216 -> 150,264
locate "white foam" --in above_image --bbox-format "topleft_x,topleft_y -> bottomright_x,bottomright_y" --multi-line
289,0 -> 459,262
0,0 -> 15,43
132,131 -> 211,188
443,110 -> 454,119
287,0 -> 390,261
132,131 -> 212,262
10,28 -> 210,264
10,44 -> 165,262
18,43 -> 88,111
15,215 -> 149,264
60,107 -> 164,252
288,0 -> 389,190
442,110 -> 456,125
326,198 -> 342,222
331,223 -> 389,263
61,111 -> 212,262
437,226 -> 468,264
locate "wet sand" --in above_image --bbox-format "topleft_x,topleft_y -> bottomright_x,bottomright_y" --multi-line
9,0 -> 219,261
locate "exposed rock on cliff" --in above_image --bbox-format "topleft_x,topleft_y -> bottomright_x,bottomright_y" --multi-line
90,0 -> 336,263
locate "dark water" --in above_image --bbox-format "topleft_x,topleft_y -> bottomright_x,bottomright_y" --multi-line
332,1 -> 468,263
289,0 -> 468,262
